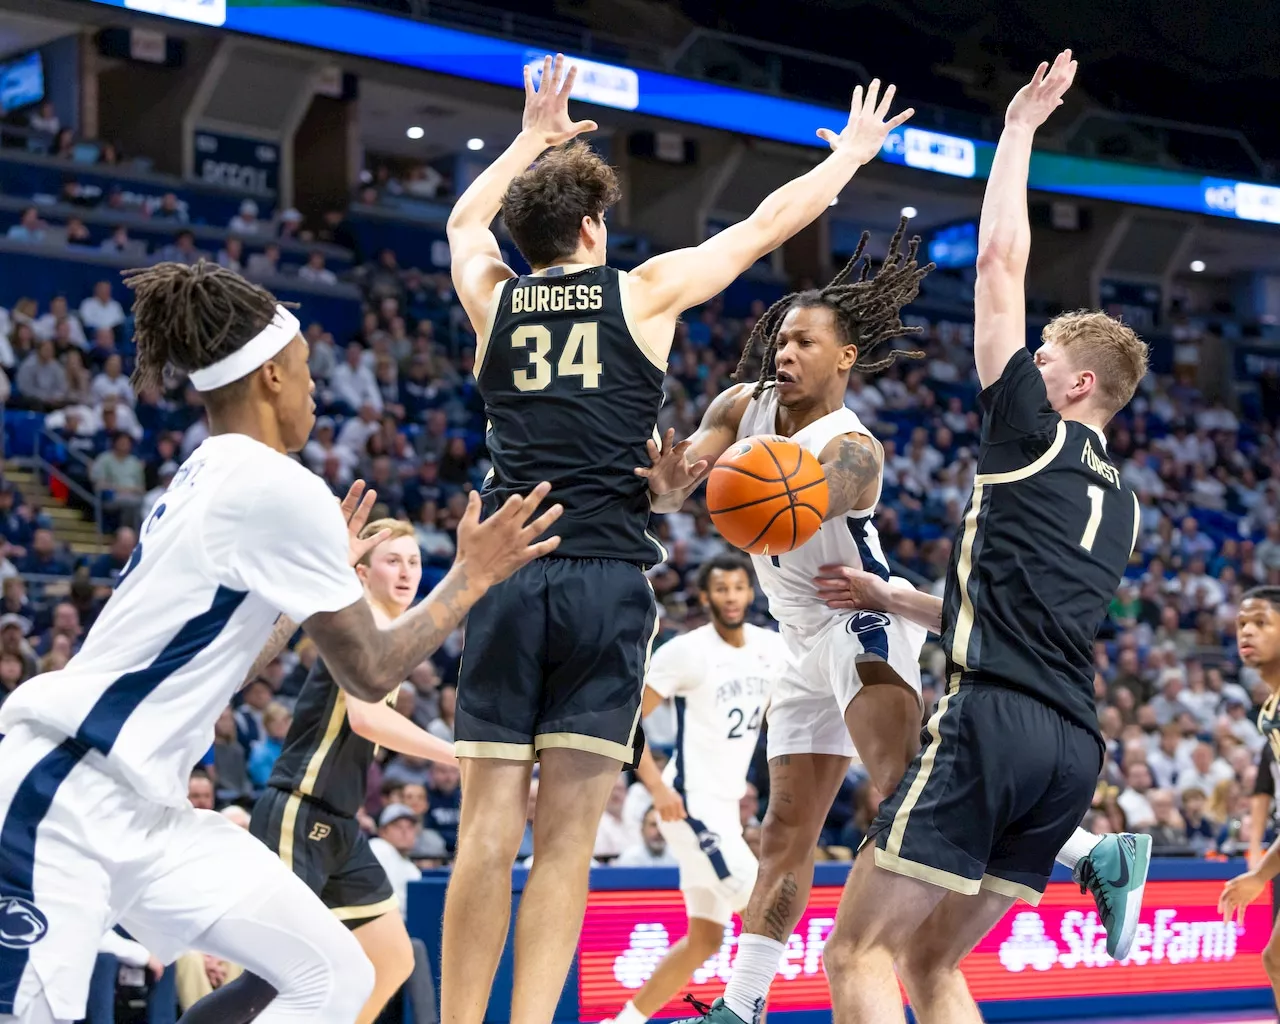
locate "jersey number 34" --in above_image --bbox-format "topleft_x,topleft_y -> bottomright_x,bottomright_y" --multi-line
511,323 -> 602,392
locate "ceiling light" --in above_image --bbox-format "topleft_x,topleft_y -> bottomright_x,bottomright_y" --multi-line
467,137 -> 485,151
406,126 -> 424,140
1189,259 -> 1206,273
901,206 -> 918,218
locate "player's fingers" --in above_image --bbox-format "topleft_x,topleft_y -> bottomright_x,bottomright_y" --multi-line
634,466 -> 653,478
560,63 -> 578,96
339,479 -> 367,518
522,503 -> 564,538
540,54 -> 553,93
460,490 -> 481,531
522,536 -> 562,563
885,108 -> 915,132
357,529 -> 392,557
824,599 -> 859,610
516,481 -> 553,521
686,459 -> 709,479
848,85 -> 863,117
816,128 -> 837,146
862,78 -> 881,115
523,63 -> 534,97
351,486 -> 378,530
875,82 -> 897,120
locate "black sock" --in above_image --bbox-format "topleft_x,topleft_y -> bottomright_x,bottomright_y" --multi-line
177,970 -> 278,1024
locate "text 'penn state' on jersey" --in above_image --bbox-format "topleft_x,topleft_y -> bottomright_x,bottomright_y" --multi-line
476,265 -> 667,566
941,348 -> 1140,739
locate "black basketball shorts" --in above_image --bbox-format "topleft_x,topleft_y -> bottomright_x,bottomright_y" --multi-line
250,787 -> 397,928
455,557 -> 658,766
867,675 -> 1102,904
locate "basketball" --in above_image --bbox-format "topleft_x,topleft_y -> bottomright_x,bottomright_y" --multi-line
706,436 -> 829,556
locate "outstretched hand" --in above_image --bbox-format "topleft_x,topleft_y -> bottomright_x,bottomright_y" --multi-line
523,53 -> 599,148
340,480 -> 389,568
455,483 -> 563,589
813,563 -> 894,611
1219,869 -> 1266,926
1006,49 -> 1078,131
817,78 -> 915,166
635,428 -> 708,499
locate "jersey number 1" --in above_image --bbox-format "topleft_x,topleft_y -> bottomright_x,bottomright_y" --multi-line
511,323 -> 602,391
1079,484 -> 1105,552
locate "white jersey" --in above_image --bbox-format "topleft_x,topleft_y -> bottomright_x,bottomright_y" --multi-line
647,623 -> 789,810
0,433 -> 363,807
737,388 -> 890,629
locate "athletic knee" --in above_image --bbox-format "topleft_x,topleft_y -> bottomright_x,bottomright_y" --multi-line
821,923 -> 890,978
457,820 -> 523,867
687,922 -> 727,961
758,808 -> 820,869
894,942 -> 958,997
865,759 -> 908,801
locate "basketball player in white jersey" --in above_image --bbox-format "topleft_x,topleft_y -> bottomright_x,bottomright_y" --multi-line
0,261 -> 561,1024
603,554 -> 788,1024
642,222 -> 935,1024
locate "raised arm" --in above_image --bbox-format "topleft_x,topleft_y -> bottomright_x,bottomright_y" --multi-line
626,81 -> 913,326
303,487 -> 562,702
447,54 -> 597,329
974,50 -> 1076,388
638,383 -> 753,513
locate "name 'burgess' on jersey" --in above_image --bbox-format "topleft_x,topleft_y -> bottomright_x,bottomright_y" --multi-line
476,264 -> 666,566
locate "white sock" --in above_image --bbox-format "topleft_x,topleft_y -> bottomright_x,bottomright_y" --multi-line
723,935 -> 784,1024
1055,826 -> 1104,870
614,1001 -> 647,1024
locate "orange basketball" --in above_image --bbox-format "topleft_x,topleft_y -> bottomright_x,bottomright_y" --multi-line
706,436 -> 829,556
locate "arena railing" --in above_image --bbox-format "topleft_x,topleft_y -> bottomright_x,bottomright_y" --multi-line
33,425 -> 105,543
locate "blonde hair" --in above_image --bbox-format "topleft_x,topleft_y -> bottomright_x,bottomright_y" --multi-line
1042,310 -> 1149,417
263,702 -> 291,729
356,518 -> 416,568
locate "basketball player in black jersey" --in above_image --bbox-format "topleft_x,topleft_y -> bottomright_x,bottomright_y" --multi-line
809,52 -> 1150,1024
1219,588 -> 1280,1010
183,516 -> 459,1024
444,52 -> 913,1024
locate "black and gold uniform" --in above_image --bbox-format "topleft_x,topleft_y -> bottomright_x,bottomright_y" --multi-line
249,658 -> 397,927
1252,692 -> 1280,826
871,348 -> 1140,904
457,263 -> 662,765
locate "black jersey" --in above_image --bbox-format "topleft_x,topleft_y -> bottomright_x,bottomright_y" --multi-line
941,348 -> 1140,740
1253,693 -> 1280,826
477,264 -> 667,566
267,658 -> 393,817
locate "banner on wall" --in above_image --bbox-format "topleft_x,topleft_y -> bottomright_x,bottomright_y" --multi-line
193,130 -> 279,195
578,880 -> 1272,1020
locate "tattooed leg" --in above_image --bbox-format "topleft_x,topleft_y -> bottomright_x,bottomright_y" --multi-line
722,753 -> 849,1024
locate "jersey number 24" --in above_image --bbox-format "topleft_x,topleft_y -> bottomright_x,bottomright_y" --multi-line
510,323 -> 602,392
727,705 -> 763,739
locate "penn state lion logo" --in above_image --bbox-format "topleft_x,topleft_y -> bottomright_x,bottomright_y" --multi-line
0,897 -> 48,949
696,828 -> 722,857
846,610 -> 890,636
727,441 -> 753,458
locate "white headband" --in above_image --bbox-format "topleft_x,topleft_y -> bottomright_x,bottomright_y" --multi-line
187,305 -> 300,392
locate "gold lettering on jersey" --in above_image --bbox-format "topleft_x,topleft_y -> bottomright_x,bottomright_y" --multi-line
308,822 -> 332,841
510,284 -> 604,315
1081,440 -> 1121,488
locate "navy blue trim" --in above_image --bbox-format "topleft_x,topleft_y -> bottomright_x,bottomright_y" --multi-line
684,815 -> 732,881
846,515 -> 890,581
854,624 -> 889,660
75,586 -> 247,755
0,737 -> 88,1013
671,697 -> 686,796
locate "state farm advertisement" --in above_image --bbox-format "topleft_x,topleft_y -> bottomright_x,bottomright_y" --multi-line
577,881 -> 1272,1019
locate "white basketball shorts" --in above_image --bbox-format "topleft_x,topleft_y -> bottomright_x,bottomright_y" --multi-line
658,797 -> 756,926
767,583 -> 927,761
0,723 -> 322,1021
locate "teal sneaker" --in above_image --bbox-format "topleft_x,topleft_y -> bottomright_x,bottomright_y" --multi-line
670,997 -> 751,1024
1074,832 -> 1151,960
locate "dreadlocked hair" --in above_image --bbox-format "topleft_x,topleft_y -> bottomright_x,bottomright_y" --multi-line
123,260 -> 295,393
734,216 -> 935,396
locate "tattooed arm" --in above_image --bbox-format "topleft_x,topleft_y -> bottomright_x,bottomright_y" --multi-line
304,487 -> 563,703
242,615 -> 296,689
817,432 -> 883,520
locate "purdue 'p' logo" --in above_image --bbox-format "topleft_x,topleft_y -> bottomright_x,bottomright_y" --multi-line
308,822 -> 332,842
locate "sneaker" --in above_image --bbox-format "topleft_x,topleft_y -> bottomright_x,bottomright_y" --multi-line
1074,832 -> 1151,960
670,997 -> 750,1024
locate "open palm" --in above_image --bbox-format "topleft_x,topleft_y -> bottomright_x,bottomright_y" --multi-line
1006,49 -> 1078,131
340,480 -> 388,567
523,53 -> 599,148
817,78 -> 915,166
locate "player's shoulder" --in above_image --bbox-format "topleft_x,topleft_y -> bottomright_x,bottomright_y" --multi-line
707,381 -> 756,429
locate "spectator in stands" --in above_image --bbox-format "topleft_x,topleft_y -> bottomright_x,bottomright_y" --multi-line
152,192 -> 188,223
26,100 -> 59,137
189,768 -> 215,811
299,250 -> 337,286
316,208 -> 360,258
156,229 -> 204,265
90,527 -> 137,584
336,403 -> 381,462
369,804 -> 424,911
92,354 -> 135,407
229,198 -> 262,235
38,601 -> 82,657
7,207 -> 47,243
0,650 -> 26,707
424,761 -> 461,855
0,365 -> 10,407
64,217 -> 91,246
1177,740 -> 1235,793
99,224 -> 135,255
594,775 -> 635,861
52,128 -> 75,159
62,350 -> 92,407
305,323 -> 337,381
0,615 -> 37,680
247,702 -> 292,788
426,682 -> 454,742
1180,786 -> 1217,852
1118,761 -> 1157,829
90,431 -> 146,529
614,807 -> 678,867
15,340 -> 68,410
213,706 -> 252,803
246,243 -> 280,279
277,208 -> 304,241
1143,789 -> 1189,852
217,236 -> 245,274
79,281 -> 125,335
235,678 -> 272,752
